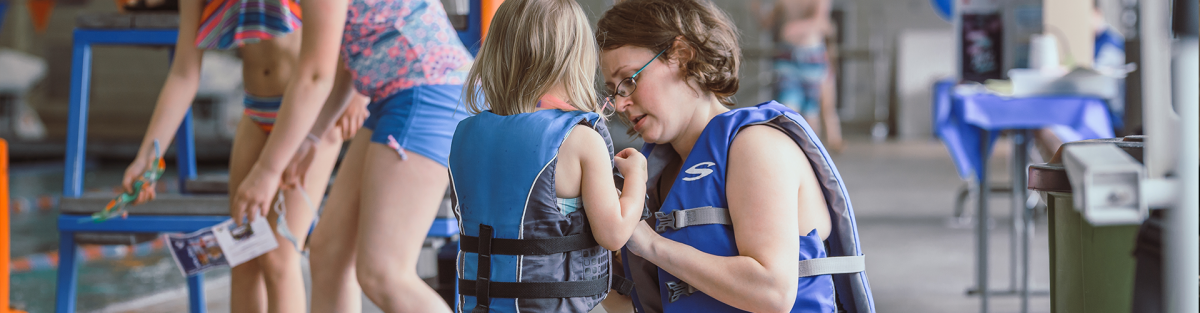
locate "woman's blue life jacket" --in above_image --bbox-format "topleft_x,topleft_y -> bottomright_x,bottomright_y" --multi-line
618,101 -> 876,313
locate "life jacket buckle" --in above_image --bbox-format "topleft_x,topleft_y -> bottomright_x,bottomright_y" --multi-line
654,211 -> 680,232
665,280 -> 696,303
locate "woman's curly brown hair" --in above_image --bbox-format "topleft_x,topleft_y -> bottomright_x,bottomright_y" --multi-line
596,0 -> 741,107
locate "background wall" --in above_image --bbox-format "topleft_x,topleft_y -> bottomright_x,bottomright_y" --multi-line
0,0 -> 1015,153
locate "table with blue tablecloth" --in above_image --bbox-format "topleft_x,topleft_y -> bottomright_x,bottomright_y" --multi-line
932,79 -> 1114,313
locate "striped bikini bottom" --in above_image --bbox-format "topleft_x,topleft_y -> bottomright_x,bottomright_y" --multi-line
243,94 -> 281,133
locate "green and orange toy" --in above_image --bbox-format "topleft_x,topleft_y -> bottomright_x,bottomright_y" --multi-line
80,140 -> 165,223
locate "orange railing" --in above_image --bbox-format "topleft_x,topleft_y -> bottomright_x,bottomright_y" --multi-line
480,0 -> 503,41
1,139 -> 26,313
1,139 -> 8,311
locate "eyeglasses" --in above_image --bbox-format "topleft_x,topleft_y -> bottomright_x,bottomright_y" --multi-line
601,45 -> 671,114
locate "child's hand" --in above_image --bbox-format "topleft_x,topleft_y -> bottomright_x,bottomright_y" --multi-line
281,134 -> 320,189
335,94 -> 369,140
121,153 -> 157,205
231,166 -> 281,226
613,148 -> 647,181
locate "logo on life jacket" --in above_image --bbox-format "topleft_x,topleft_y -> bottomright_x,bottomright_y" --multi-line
682,162 -> 716,181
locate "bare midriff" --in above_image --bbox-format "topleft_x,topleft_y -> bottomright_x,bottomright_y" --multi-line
238,29 -> 303,97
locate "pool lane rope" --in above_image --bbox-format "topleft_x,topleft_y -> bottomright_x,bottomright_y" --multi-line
9,238 -> 167,273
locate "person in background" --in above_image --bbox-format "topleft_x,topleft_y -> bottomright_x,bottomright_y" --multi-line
1093,0 -> 1126,76
752,0 -> 843,152
1092,0 -> 1126,131
1036,1 -> 1127,161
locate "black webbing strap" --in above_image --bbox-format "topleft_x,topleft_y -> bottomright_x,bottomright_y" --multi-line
466,225 -> 606,308
459,276 -> 611,299
459,231 -> 598,255
473,225 -> 494,313
611,275 -> 635,296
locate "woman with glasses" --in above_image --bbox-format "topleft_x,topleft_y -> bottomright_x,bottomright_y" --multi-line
596,0 -> 875,312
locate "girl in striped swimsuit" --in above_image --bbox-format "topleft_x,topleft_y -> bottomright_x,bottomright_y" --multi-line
120,1 -> 367,311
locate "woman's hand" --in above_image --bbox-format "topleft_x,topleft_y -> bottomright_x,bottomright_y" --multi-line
231,166 -> 282,226
624,222 -> 659,257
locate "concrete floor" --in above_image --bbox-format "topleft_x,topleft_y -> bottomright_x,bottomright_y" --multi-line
106,133 -> 1053,313
838,136 -> 1051,313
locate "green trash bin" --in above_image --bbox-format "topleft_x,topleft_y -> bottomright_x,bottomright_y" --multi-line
1028,137 -> 1144,313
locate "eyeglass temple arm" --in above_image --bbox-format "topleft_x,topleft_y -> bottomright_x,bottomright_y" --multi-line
631,48 -> 670,79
